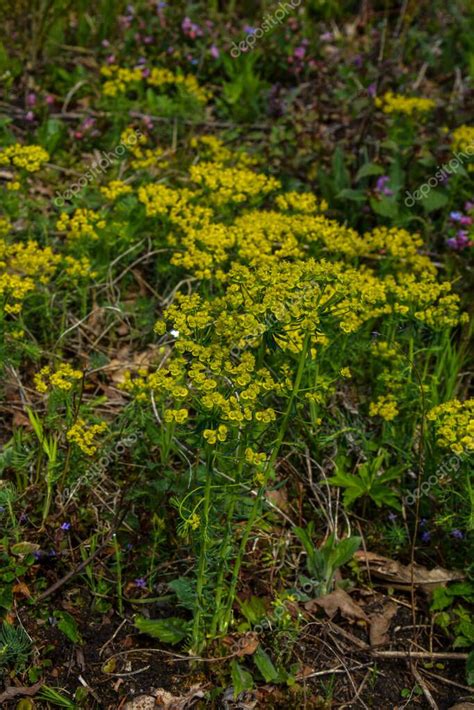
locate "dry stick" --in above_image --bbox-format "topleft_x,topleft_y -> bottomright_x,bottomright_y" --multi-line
421,668 -> 474,693
99,618 -> 128,658
411,661 -> 439,710
345,668 -> 373,709
373,651 -> 468,661
298,663 -> 373,681
35,505 -> 128,603
35,535 -> 113,602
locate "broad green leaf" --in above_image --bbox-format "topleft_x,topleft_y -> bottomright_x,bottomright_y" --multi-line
422,190 -> 449,213
54,611 -> 82,644
370,196 -> 399,218
329,537 -> 361,569
134,616 -> 189,644
238,596 -> 267,624
355,163 -> 385,181
466,650 -> 474,686
253,646 -> 278,682
167,577 -> 195,610
231,660 -> 254,697
11,542 -> 40,556
337,188 -> 366,202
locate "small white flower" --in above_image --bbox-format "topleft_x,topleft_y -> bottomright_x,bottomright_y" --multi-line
170,329 -> 180,338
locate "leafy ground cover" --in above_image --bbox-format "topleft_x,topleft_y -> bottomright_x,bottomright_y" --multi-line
0,0 -> 473,707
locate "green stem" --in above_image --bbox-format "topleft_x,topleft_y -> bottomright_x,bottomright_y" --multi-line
220,333 -> 311,633
191,452 -> 214,653
113,534 -> 123,616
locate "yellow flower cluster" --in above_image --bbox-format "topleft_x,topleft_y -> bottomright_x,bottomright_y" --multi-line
245,448 -> 267,465
164,408 -> 189,423
451,125 -> 474,156
0,144 -> 49,172
101,64 -> 209,104
56,209 -> 106,241
0,273 -> 34,312
133,163 -> 465,329
427,399 -> 474,455
34,364 -> 83,393
7,241 -> 59,283
66,419 -> 108,455
100,180 -> 133,200
135,158 -> 444,281
64,255 -> 97,280
189,162 -> 281,206
375,92 -> 435,115
100,65 -> 143,96
275,191 -> 328,214
203,425 -> 228,445
147,67 -> 209,104
369,394 -> 399,421
119,128 -> 169,170
138,183 -> 181,216
0,217 -> 10,236
363,227 -> 436,274
190,135 -> 257,166
0,239 -> 60,315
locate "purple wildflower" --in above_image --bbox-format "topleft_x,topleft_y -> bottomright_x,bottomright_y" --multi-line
210,45 -> 219,59
375,175 -> 394,197
367,82 -> 377,98
450,211 -> 462,222
450,529 -> 464,539
60,522 -> 71,531
421,531 -> 431,543
135,577 -> 147,589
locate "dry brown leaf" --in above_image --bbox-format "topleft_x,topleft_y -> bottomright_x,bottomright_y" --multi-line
305,588 -> 369,622
235,634 -> 259,657
153,685 -> 205,709
107,345 -> 163,385
12,581 -> 32,599
0,681 -> 43,703
222,632 -> 259,656
265,487 -> 290,512
12,410 -> 31,428
355,551 -> 463,594
369,601 -> 398,646
124,696 -> 157,710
